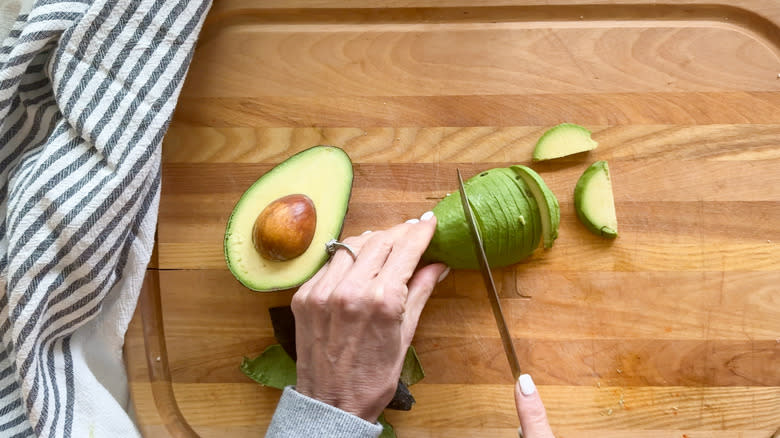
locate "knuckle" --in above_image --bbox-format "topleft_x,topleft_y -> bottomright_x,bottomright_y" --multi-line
290,294 -> 304,314
335,294 -> 363,316
370,286 -> 405,319
329,288 -> 354,309
384,282 -> 406,299
331,280 -> 370,316
378,299 -> 405,320
305,287 -> 331,311
290,286 -> 311,314
311,295 -> 330,311
370,234 -> 394,252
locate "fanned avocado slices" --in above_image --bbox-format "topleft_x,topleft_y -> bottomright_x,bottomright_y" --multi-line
423,166 -> 559,269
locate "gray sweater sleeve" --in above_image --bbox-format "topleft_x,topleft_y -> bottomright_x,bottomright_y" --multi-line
265,387 -> 384,438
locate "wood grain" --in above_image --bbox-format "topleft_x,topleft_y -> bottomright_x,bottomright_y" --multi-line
162,125 -> 780,163
124,268 -> 779,392
124,269 -> 779,340
175,92 -> 780,127
130,382 -> 780,435
159,162 -> 780,201
185,10 -> 780,98
173,93 -> 780,127
125,1 -> 780,437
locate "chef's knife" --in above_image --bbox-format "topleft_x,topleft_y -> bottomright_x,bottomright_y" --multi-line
457,169 -> 522,380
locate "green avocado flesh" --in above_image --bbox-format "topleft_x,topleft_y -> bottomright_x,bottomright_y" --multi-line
533,123 -> 598,161
224,146 -> 353,291
511,165 -> 560,249
423,166 -> 560,269
574,160 -> 618,238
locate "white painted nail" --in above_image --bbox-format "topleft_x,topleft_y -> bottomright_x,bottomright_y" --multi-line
437,267 -> 451,283
420,211 -> 435,221
518,374 -> 536,396
361,230 -> 372,235
405,218 -> 420,224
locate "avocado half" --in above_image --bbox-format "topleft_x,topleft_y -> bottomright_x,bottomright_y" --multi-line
422,166 -> 558,270
224,146 -> 353,291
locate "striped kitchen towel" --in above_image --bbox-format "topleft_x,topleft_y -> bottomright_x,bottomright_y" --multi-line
0,0 -> 211,436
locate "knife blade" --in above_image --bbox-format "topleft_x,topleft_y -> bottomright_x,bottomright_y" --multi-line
457,169 -> 523,381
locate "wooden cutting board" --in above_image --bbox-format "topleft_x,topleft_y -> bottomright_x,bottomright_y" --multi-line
124,1 -> 780,436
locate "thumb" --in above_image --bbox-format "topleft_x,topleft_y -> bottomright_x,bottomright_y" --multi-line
400,263 -> 449,345
514,374 -> 555,438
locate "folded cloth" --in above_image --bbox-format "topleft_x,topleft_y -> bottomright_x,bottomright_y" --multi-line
0,1 -> 211,436
0,0 -> 31,44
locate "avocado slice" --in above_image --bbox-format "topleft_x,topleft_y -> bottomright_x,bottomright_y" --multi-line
574,160 -> 618,238
533,123 -> 598,161
510,165 -> 560,249
224,146 -> 353,291
422,167 -> 542,269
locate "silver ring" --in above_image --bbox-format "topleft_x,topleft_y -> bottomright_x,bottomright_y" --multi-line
325,239 -> 357,260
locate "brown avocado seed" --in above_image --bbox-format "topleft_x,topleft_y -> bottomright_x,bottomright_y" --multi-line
253,194 -> 317,261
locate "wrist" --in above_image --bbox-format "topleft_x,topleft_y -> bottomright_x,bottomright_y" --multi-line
270,387 -> 385,437
295,383 -> 392,423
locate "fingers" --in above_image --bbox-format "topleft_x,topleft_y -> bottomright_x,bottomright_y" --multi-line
378,211 -> 438,287
514,374 -> 555,438
297,212 -> 440,315
332,234 -> 396,314
291,258 -> 330,309
346,233 -> 394,281
401,262 -> 449,346
309,233 -> 372,300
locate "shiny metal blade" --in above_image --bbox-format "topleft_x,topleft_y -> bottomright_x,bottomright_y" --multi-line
457,169 -> 522,380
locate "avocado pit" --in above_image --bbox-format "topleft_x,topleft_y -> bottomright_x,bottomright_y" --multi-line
253,194 -> 317,261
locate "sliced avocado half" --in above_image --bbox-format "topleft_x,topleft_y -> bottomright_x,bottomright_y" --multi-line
224,146 -> 353,291
423,167 -> 544,269
574,160 -> 618,238
510,165 -> 560,249
533,123 -> 598,161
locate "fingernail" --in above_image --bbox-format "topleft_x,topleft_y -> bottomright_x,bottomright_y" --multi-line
420,211 -> 435,221
437,267 -> 451,283
405,218 -> 420,224
518,374 -> 536,396
361,230 -> 372,235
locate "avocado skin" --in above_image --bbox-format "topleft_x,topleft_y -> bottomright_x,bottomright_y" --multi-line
422,168 -> 541,270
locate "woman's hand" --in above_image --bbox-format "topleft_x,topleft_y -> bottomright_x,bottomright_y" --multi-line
291,212 -> 449,422
515,374 -> 555,437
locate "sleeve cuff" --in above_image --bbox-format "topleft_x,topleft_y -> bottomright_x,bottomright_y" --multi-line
265,386 -> 384,438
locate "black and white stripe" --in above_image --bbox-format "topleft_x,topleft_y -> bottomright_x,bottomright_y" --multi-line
1,1 -> 210,436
